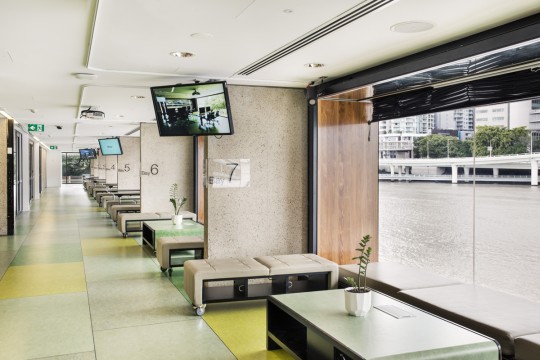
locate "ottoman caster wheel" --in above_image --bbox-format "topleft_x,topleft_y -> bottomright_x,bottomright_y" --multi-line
167,268 -> 173,276
194,305 -> 206,316
123,233 -> 128,238
160,267 -> 167,273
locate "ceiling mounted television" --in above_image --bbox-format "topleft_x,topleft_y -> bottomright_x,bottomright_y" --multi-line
79,148 -> 97,159
98,137 -> 123,156
150,81 -> 234,136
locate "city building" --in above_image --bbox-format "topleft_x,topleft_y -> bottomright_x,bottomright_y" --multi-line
475,99 -> 535,129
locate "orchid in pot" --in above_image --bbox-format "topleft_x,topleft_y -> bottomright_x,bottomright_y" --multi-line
344,234 -> 372,316
169,183 -> 187,225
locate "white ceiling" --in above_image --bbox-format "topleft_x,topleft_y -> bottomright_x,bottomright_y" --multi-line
0,0 -> 539,151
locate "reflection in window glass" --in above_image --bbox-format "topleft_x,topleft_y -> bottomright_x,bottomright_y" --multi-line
62,152 -> 90,184
378,98 -> 540,302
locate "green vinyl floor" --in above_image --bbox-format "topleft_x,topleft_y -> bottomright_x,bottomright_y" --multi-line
0,185 -> 291,360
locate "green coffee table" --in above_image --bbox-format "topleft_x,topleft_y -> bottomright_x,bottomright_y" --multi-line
142,219 -> 204,250
267,289 -> 500,359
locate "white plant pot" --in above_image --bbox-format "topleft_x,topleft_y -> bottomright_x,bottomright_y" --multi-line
172,214 -> 183,226
344,288 -> 372,317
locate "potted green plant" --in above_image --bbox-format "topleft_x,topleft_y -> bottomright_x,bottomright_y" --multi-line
169,183 -> 187,226
344,234 -> 373,316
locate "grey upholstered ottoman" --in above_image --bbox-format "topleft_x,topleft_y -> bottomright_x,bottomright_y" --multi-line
339,262 -> 461,299
184,254 -> 339,315
255,253 -> 339,289
156,236 -> 204,275
399,284 -> 540,358
110,204 -> 140,221
184,258 -> 270,315
117,212 -> 160,236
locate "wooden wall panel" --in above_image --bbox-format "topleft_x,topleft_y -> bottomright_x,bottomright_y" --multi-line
317,100 -> 379,264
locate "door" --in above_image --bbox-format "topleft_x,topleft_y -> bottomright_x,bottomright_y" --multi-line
14,130 -> 23,214
29,141 -> 35,201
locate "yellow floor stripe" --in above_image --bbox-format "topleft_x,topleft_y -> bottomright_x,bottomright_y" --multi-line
81,238 -> 140,257
0,262 -> 86,299
203,301 -> 293,360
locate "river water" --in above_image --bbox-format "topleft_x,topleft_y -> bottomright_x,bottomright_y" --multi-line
378,181 -> 540,303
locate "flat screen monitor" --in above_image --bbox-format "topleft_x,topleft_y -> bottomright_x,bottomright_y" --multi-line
98,138 -> 123,156
79,148 -> 97,159
150,81 -> 234,136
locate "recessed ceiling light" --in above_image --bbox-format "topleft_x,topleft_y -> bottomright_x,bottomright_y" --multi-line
170,51 -> 195,58
283,9 -> 293,13
190,32 -> 214,39
390,21 -> 434,33
305,63 -> 325,68
130,95 -> 145,99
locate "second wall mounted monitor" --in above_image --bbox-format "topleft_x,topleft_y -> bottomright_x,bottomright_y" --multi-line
79,148 -> 97,159
150,81 -> 234,136
98,137 -> 123,156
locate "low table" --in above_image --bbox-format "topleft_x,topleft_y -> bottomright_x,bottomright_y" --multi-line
142,219 -> 204,250
267,289 -> 500,360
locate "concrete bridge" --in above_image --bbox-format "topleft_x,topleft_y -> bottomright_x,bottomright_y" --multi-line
379,153 -> 540,185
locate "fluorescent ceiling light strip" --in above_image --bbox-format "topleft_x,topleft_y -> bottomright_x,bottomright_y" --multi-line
0,110 -> 14,120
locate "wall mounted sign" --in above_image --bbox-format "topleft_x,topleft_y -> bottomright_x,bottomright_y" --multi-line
49,145 -> 57,150
206,159 -> 250,188
28,123 -> 44,132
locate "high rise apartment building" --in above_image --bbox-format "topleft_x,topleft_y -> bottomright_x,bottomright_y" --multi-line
475,100 -> 534,129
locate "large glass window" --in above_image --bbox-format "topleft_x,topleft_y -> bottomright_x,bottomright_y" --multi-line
378,98 -> 540,302
62,152 -> 90,184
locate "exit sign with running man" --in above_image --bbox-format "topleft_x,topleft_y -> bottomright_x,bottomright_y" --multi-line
28,123 -> 45,132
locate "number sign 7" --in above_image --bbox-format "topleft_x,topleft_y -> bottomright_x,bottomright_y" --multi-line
226,162 -> 239,182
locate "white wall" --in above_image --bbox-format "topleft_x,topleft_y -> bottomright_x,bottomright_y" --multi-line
21,134 -> 30,211
33,143 -> 41,199
46,151 -> 62,188
40,147 -> 47,192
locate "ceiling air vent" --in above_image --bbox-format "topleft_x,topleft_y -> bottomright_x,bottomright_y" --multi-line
237,0 -> 397,76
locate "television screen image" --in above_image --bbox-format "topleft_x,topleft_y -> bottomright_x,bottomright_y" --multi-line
98,138 -> 123,155
150,81 -> 234,136
79,148 -> 97,159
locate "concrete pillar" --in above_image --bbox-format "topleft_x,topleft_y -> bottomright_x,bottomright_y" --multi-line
452,164 -> 458,184
390,165 -> 395,176
464,167 -> 470,176
398,166 -> 403,176
493,168 -> 499,178
532,160 -> 538,186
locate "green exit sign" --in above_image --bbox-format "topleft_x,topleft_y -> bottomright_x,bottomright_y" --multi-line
28,123 -> 45,132
50,145 -> 58,150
